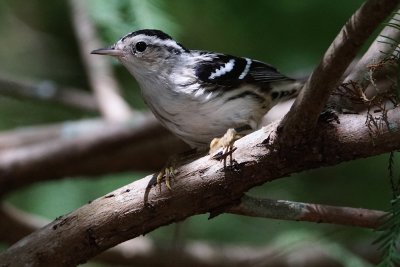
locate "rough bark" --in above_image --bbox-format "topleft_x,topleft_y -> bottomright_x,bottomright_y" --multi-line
229,195 -> 386,229
344,11 -> 400,85
1,108 -> 399,266
1,1 -> 399,266
0,203 -> 381,267
279,0 -> 399,144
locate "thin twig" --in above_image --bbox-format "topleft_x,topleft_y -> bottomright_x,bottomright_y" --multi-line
69,0 -> 133,121
343,11 -> 400,113
228,195 -> 386,229
0,118 -> 107,149
1,107 -> 400,266
345,11 -> 400,86
0,74 -> 98,112
279,0 -> 399,145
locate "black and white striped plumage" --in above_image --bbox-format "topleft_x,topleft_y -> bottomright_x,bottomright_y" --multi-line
92,29 -> 303,148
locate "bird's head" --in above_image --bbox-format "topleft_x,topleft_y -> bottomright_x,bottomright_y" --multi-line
91,29 -> 189,77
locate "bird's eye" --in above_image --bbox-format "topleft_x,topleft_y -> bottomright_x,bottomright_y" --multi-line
135,42 -> 147,52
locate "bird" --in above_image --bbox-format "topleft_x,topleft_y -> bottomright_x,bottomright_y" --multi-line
92,29 -> 303,188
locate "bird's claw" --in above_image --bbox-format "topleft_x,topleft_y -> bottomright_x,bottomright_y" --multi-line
209,128 -> 241,168
154,149 -> 199,191
319,107 -> 340,124
156,165 -> 177,191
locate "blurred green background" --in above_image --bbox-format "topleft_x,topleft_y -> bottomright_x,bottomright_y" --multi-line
0,0 -> 394,266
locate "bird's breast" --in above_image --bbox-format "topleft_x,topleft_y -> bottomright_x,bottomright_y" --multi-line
139,82 -> 267,148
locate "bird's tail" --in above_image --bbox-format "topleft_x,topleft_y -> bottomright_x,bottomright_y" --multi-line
270,79 -> 305,103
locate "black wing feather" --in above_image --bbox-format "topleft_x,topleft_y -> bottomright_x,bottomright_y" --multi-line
195,53 -> 291,89
247,60 -> 291,83
195,54 -> 245,87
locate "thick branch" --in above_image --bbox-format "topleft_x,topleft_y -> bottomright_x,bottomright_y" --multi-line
1,107 -> 399,266
0,204 -> 379,267
0,195 -> 384,246
0,100 -> 325,196
279,0 -> 399,143
0,114 -> 188,196
69,0 -> 133,121
0,75 -> 98,112
228,195 -> 386,229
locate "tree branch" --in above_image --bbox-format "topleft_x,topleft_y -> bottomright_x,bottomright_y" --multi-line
69,0 -> 133,121
0,196 -> 385,245
1,106 -> 399,266
0,102 -> 294,150
0,204 -> 47,245
228,195 -> 386,229
94,237 -> 380,267
0,74 -> 98,112
0,204 -> 380,267
279,0 -> 399,144
345,10 -> 400,86
0,114 -> 188,196
0,118 -> 106,149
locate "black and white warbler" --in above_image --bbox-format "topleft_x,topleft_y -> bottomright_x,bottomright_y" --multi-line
92,29 -> 303,185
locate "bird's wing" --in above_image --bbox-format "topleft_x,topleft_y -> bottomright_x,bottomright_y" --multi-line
194,52 -> 291,89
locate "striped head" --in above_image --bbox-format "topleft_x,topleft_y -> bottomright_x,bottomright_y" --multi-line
91,29 -> 189,79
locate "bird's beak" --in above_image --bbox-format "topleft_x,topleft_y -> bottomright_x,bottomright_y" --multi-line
91,47 -> 124,57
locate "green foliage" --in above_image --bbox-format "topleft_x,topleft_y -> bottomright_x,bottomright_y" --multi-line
273,230 -> 373,267
0,2 -> 395,265
379,12 -> 400,100
397,56 -> 400,101
86,0 -> 178,43
380,18 -> 400,53
0,97 -> 92,130
7,173 -> 142,219
374,15 -> 400,266
375,198 -> 400,267
376,152 -> 400,267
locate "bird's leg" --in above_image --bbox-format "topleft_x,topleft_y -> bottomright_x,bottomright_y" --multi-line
156,148 -> 198,190
156,156 -> 178,190
209,128 -> 241,168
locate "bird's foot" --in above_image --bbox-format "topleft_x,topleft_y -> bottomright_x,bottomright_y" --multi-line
209,128 -> 241,168
153,148 -> 199,191
319,107 -> 340,124
156,158 -> 178,191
